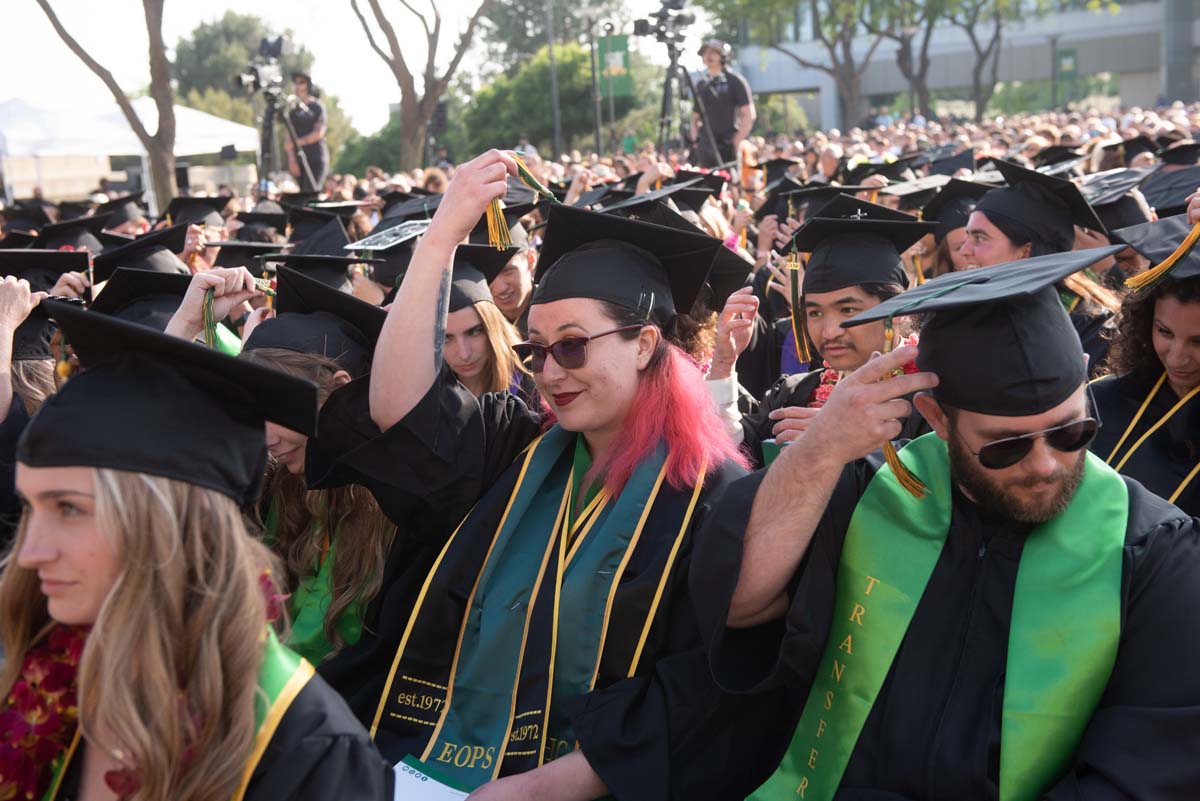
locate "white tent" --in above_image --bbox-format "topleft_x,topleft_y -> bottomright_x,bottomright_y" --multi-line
0,96 -> 258,158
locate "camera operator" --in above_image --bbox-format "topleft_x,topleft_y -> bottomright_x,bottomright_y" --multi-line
691,39 -> 756,168
284,71 -> 328,193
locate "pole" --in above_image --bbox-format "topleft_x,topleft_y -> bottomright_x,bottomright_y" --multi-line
587,18 -> 603,155
906,35 -> 915,114
605,24 -> 617,153
1049,34 -> 1060,109
545,0 -> 563,159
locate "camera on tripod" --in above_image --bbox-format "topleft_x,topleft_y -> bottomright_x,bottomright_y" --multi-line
234,36 -> 286,94
633,0 -> 695,43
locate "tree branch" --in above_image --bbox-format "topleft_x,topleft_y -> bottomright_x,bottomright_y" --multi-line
35,0 -> 154,150
434,0 -> 495,97
770,42 -> 835,78
855,32 -> 886,79
364,0 -> 417,96
397,0 -> 433,39
350,0 -> 394,66
142,0 -> 174,146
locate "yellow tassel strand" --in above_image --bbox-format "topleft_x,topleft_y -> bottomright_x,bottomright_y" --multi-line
881,320 -> 929,499
485,198 -> 513,251
787,250 -> 811,363
913,253 -> 926,285
1125,222 -> 1200,292
510,155 -> 560,203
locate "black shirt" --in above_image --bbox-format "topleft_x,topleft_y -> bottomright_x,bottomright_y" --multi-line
694,69 -> 751,139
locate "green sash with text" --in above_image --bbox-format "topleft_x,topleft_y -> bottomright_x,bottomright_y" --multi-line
750,433 -> 1125,801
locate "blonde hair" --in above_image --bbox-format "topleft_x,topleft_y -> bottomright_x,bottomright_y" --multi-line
474,300 -> 530,395
12,359 -> 56,414
0,469 -> 278,801
241,347 -> 396,653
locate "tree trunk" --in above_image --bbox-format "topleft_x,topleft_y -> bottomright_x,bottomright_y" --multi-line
146,136 -> 177,208
399,101 -> 429,171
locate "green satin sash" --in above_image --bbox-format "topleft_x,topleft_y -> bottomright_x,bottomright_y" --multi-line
751,433 -> 1125,801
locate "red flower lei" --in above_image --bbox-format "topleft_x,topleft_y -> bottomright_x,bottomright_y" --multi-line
806,333 -> 920,408
0,624 -> 87,801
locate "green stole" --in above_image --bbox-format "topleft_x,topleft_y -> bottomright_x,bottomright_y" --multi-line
264,505 -> 364,666
213,322 -> 242,356
369,425 -> 691,790
42,630 -> 314,801
751,433 -> 1126,801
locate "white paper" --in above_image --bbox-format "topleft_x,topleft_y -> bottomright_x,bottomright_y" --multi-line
393,758 -> 470,801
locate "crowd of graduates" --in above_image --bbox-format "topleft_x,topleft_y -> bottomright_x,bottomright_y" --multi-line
1,99 -> 1200,800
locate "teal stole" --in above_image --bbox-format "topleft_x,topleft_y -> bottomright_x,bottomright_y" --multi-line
751,433 -> 1126,801
369,425 -> 703,789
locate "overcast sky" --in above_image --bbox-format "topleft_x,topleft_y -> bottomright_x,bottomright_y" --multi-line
7,0 -> 710,136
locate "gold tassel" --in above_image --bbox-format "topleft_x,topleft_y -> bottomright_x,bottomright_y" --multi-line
868,188 -> 880,204
787,250 -> 811,363
485,198 -> 513,251
881,319 -> 928,499
1125,222 -> 1200,292
913,253 -> 926,285
511,154 -> 559,203
738,227 -> 747,251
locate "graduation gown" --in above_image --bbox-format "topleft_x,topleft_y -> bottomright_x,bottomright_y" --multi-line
1091,372 -> 1200,515
0,396 -> 30,552
55,676 -> 392,801
575,452 -> 1200,800
735,315 -> 792,402
1071,308 -> 1116,378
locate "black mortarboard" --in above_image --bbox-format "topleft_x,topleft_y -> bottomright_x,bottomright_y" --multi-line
234,211 -> 288,234
253,199 -> 285,215
1159,141 -> 1200,167
504,175 -> 537,207
56,202 -> 93,221
12,305 -> 55,362
453,244 -> 521,309
618,173 -> 643,192
211,241 -> 284,268
759,157 -> 803,185
754,177 -> 807,222
1034,144 -> 1083,168
259,253 -> 379,292
974,160 -> 1106,253
673,169 -> 727,197
779,185 -> 873,219
94,193 -> 147,226
1138,165 -> 1200,217
929,150 -> 975,176
309,200 -> 372,218
88,267 -> 190,331
598,178 -> 708,215
345,220 -> 429,289
793,218 -> 934,294
285,206 -> 339,243
0,231 -> 37,249
921,179 -> 993,243
91,223 -> 191,283
808,193 -> 918,223
573,186 -> 631,209
291,216 -> 350,258
843,246 -> 1123,416
378,193 -> 442,224
880,174 -> 951,212
1157,132 -> 1187,150
278,190 -> 319,208
1111,214 -> 1200,280
20,299 -> 317,506
2,204 -> 55,234
379,190 -> 415,218
96,231 -> 134,251
843,155 -> 920,185
162,196 -> 228,228
468,204 -> 532,250
1080,168 -> 1156,231
1105,135 -> 1157,164
532,204 -> 721,329
33,214 -> 112,253
0,250 -> 90,292
242,266 -> 386,378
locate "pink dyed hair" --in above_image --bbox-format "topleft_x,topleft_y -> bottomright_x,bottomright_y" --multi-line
541,333 -> 749,496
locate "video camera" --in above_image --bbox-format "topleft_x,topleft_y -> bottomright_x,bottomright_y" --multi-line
633,0 -> 695,44
234,36 -> 286,94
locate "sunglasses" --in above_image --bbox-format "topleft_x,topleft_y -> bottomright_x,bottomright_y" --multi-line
512,324 -> 645,373
965,417 -> 1099,470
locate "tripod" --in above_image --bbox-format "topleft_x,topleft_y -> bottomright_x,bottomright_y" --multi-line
656,36 -> 721,164
259,89 -> 317,194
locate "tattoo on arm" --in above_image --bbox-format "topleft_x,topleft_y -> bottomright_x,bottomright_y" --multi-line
432,267 -> 452,372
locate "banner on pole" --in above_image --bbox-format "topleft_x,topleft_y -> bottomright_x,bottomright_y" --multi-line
599,34 -> 633,99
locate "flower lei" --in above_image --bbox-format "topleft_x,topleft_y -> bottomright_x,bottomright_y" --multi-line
0,624 -> 87,801
807,333 -> 920,409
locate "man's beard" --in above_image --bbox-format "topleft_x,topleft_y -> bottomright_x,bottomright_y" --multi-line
947,428 -> 1086,524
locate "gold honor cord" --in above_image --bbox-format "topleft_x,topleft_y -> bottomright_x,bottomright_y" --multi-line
1125,222 -> 1200,292
1103,371 -> 1200,503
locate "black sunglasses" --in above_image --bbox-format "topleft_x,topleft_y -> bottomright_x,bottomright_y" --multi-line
966,417 -> 1099,470
512,325 -> 645,373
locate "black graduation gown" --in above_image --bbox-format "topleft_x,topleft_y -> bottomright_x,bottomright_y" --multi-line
735,315 -> 792,402
0,396 -> 30,552
750,266 -> 791,325
303,365 -> 745,753
1091,372 -> 1200,516
575,453 -> 1200,801
1071,307 -> 1115,378
57,676 -> 393,800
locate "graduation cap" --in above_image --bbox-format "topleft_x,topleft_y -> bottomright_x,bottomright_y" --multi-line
1101,136 -> 1156,166
1156,131 -> 1188,150
1159,141 -> 1200,167
843,245 -> 1124,417
880,174 -> 951,212
644,203 -> 753,311
378,190 -> 415,218
21,299 -> 318,506
162,196 -> 229,229
1109,214 -> 1197,280
921,179 -> 994,243
597,178 -> 707,215
96,231 -> 134,251
842,155 -> 921,185
618,172 -> 643,192
811,193 -> 918,223
285,206 -> 339,243
0,250 -> 90,292
673,170 -> 727,197
1080,168 -> 1157,232
779,185 -> 873,218
0,231 -> 37,249
345,220 -> 429,289
91,223 -> 192,283
308,200 -> 373,218
95,193 -> 148,226
469,203 -> 532,250
290,216 -> 350,258
1036,155 -> 1088,178
792,217 -> 935,294
1138,165 -> 1200,217
504,175 -> 538,207
88,267 -> 191,332
278,190 -> 320,208
2,204 -> 55,234
32,214 -> 112,253
210,241 -> 284,269
572,186 -> 628,209
533,204 -> 722,329
1034,144 -> 1083,168
55,201 -> 93,221
448,245 -> 519,311
759,157 -> 803,186
754,177 -> 807,222
928,150 -> 975,177
546,179 -> 572,202
253,199 -> 285,215
12,305 -> 56,362
259,253 -> 379,292
378,193 -> 442,223
242,266 -> 387,378
234,211 -> 288,237
974,160 -> 1107,253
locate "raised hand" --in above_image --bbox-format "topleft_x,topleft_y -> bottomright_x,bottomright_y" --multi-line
425,149 -> 519,249
709,286 -> 760,381
165,267 -> 262,342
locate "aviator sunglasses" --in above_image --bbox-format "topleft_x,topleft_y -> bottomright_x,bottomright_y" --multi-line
965,417 -> 1099,470
512,325 -> 645,373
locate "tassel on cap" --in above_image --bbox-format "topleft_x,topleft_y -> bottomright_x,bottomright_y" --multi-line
511,154 -> 559,203
202,287 -> 218,348
881,318 -> 928,498
1125,222 -> 1200,292
787,250 -> 811,363
913,253 -> 926,285
485,198 -> 513,251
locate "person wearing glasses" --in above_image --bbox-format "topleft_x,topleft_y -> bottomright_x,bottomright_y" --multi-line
303,149 -> 748,791
663,247 -> 1200,801
1090,215 -> 1200,516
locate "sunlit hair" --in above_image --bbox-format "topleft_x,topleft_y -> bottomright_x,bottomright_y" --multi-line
1104,275 -> 1200,378
472,301 -> 530,395
0,469 -> 278,801
543,301 -> 749,496
12,359 -> 56,414
240,347 -> 396,653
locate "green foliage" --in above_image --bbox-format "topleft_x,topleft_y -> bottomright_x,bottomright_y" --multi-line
173,11 -> 314,97
334,113 -> 404,176
182,87 -> 256,127
986,74 -> 1119,115
756,93 -> 810,136
479,0 -> 626,75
